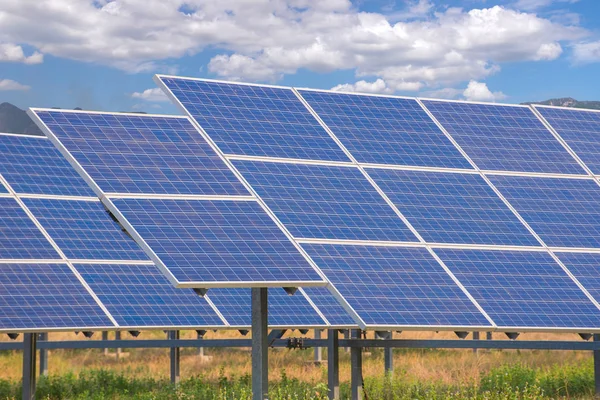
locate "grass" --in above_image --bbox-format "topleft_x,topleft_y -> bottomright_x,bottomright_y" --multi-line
0,330 -> 597,399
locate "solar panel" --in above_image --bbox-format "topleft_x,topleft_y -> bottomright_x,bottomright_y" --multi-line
23,198 -> 149,261
110,198 -> 322,285
422,100 -> 585,174
0,133 -> 95,196
301,244 -> 491,327
208,288 -> 326,327
0,197 -> 61,259
233,160 -> 418,242
489,175 -> 600,248
555,252 -> 600,305
301,287 -> 359,326
436,248 -> 600,328
0,182 -> 8,193
33,111 -> 248,196
75,263 -> 224,327
369,169 -> 540,246
297,90 -> 472,169
534,106 -> 600,174
0,263 -> 114,330
154,76 -> 350,162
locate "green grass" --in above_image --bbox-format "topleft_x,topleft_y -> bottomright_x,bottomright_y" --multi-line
0,360 -> 596,399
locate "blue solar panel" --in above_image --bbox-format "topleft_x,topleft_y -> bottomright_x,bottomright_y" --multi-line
556,252 -> 600,304
0,263 -> 113,330
422,100 -> 585,174
0,182 -> 8,193
157,77 -> 350,162
0,197 -> 60,259
301,287 -> 357,326
0,134 -> 95,196
34,111 -> 248,196
208,288 -> 326,327
298,90 -> 472,169
111,198 -> 322,284
302,244 -> 490,327
233,160 -> 418,242
535,106 -> 600,174
75,263 -> 224,327
24,198 -> 149,261
436,248 -> 600,328
369,169 -> 539,246
490,176 -> 600,248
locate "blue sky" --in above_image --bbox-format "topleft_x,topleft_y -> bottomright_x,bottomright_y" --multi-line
0,0 -> 599,113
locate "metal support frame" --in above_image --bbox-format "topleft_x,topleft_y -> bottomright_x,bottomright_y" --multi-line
595,334 -> 600,396
101,331 -> 108,355
169,331 -> 180,385
384,347 -> 393,374
327,329 -> 339,400
350,329 -> 363,400
314,329 -> 323,363
473,331 -> 480,354
197,331 -> 204,357
115,331 -> 121,360
38,333 -> 48,377
487,332 -> 492,340
22,333 -> 37,400
251,288 -> 268,400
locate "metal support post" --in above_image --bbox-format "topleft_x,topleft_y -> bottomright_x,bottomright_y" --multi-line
38,333 -> 48,377
197,331 -> 204,357
252,287 -> 268,400
102,332 -> 108,355
473,331 -> 480,354
314,330 -> 323,363
487,332 -> 492,340
169,331 -> 180,385
115,331 -> 121,360
350,329 -> 363,400
327,329 -> 339,400
594,334 -> 600,397
384,347 -> 393,374
344,329 -> 350,353
22,333 -> 37,400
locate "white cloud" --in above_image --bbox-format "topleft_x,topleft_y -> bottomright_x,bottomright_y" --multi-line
331,79 -> 393,94
572,41 -> 600,64
131,87 -> 168,102
420,87 -> 463,99
0,43 -> 43,64
462,80 -> 507,102
0,79 -> 30,91
0,1 -> 587,91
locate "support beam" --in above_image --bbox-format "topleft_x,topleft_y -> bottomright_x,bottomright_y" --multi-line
197,331 -> 204,357
314,330 -> 322,363
102,331 -> 108,356
350,329 -> 363,400
327,329 -> 339,400
487,332 -> 492,341
473,332 -> 480,354
251,287 -> 268,400
384,346 -> 393,374
22,333 -> 37,400
38,333 -> 48,377
169,331 -> 180,385
115,331 -> 121,360
594,334 -> 600,397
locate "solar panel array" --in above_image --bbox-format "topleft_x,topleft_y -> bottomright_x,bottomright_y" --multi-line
151,75 -> 600,332
0,132 -> 347,332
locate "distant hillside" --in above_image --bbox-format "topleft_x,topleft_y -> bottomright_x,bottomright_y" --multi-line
522,97 -> 600,110
0,102 -> 42,135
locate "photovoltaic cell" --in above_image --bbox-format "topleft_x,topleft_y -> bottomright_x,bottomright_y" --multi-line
369,169 -> 539,246
436,248 -> 600,328
0,197 -> 60,259
111,198 -> 322,284
298,90 -> 472,169
0,182 -> 7,193
422,100 -> 585,174
24,198 -> 149,261
75,264 -> 224,327
555,252 -> 600,304
535,106 -> 600,174
208,288 -> 326,327
0,134 -> 95,196
233,160 -> 418,242
34,111 -> 248,196
0,263 -> 113,330
490,175 -> 600,248
157,77 -> 350,162
301,287 -> 357,326
301,244 -> 490,327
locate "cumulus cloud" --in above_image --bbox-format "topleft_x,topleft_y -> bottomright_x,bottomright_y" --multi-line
462,80 -> 507,102
0,1 -> 587,91
0,79 -> 30,91
331,79 -> 393,94
572,41 -> 600,64
0,43 -> 43,64
131,87 -> 169,102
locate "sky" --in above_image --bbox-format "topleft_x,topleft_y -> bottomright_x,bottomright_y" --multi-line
0,0 -> 599,114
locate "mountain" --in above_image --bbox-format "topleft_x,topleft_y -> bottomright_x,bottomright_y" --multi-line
522,97 -> 600,110
0,102 -> 43,135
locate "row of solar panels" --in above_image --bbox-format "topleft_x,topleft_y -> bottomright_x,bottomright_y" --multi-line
5,75 -> 600,333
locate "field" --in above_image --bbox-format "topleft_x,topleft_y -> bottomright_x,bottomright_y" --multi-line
0,330 -> 597,399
